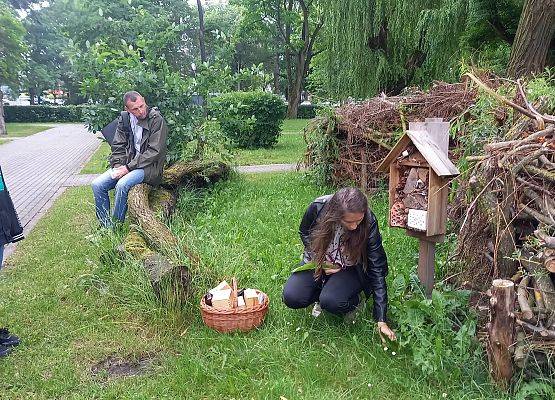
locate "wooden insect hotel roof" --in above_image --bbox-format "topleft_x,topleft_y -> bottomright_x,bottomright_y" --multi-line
377,129 -> 460,178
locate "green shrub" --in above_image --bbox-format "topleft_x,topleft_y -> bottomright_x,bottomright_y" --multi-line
3,105 -> 84,123
297,104 -> 319,119
210,91 -> 286,148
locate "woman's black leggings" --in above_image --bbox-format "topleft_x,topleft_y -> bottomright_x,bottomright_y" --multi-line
282,267 -> 363,315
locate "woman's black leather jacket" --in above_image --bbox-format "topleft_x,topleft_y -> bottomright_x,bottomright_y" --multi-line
0,167 -> 24,247
299,195 -> 389,322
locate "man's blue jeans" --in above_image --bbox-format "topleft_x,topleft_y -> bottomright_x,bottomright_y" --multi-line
91,168 -> 144,228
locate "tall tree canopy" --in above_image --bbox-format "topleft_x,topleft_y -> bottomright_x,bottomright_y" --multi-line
234,0 -> 324,117
0,0 -> 26,135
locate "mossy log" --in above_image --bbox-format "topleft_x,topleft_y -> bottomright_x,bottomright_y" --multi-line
161,160 -> 230,188
123,228 -> 191,301
123,160 -> 230,303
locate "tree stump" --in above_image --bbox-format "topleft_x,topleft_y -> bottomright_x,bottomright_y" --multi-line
487,279 -> 516,390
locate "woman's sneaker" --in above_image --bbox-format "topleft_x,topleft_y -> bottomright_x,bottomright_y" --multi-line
0,328 -> 20,347
311,302 -> 322,317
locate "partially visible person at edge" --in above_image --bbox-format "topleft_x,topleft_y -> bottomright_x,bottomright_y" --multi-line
0,166 -> 23,357
282,187 -> 396,341
91,91 -> 168,228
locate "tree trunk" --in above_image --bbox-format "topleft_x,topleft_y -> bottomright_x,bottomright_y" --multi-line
284,0 -> 293,104
487,279 -> 516,390
286,0 -> 309,119
273,52 -> 281,95
0,90 -> 6,136
507,0 -> 555,77
29,87 -> 36,105
196,0 -> 207,63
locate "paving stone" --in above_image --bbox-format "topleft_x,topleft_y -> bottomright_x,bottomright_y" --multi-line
0,124 -> 102,235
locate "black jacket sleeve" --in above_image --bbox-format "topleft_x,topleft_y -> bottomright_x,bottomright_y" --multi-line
299,201 -> 320,248
364,211 -> 389,322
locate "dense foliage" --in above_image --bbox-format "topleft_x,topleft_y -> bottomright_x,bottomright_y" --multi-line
320,0 -> 469,98
4,105 -> 83,122
210,91 -> 286,148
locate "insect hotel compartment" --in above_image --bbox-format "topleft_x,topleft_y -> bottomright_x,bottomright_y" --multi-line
378,125 -> 459,237
390,146 -> 429,231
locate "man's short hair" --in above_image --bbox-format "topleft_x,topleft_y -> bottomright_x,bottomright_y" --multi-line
123,91 -> 142,105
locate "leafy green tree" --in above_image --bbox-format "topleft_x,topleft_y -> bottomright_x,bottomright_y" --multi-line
233,0 -> 324,118
22,3 -> 74,104
0,0 -> 26,135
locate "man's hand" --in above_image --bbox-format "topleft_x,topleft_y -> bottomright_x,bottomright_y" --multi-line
113,165 -> 129,179
377,322 -> 397,342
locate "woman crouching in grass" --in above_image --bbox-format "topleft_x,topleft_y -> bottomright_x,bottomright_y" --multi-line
282,187 -> 396,341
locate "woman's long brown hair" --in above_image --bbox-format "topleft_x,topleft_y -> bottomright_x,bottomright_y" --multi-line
309,187 -> 370,277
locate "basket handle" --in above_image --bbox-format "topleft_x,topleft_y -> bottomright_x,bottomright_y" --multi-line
231,277 -> 238,309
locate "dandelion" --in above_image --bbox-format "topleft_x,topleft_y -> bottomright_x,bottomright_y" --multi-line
367,383 -> 372,388
383,347 -> 388,351
442,393 -> 447,398
391,351 -> 396,356
295,327 -> 301,332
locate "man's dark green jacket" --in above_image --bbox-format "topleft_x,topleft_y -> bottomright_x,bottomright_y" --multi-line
110,107 -> 168,185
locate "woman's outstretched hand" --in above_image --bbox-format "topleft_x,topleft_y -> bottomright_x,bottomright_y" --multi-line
377,322 -> 397,342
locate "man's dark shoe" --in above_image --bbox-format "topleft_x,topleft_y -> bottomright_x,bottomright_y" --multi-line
0,328 -> 20,347
0,344 -> 13,357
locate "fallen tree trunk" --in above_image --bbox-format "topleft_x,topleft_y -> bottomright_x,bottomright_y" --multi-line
124,160 -> 230,303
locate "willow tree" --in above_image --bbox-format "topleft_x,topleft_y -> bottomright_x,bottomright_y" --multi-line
322,0 -> 468,99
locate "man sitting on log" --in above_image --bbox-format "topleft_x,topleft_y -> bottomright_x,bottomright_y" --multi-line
92,91 -> 168,228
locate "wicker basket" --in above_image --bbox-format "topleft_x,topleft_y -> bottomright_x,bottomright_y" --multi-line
200,278 -> 270,333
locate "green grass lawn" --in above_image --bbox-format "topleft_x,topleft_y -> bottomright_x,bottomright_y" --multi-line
231,119 -> 309,166
0,172 -> 506,399
79,119 -> 311,172
80,141 -> 110,174
0,123 -> 55,145
4,123 -> 55,137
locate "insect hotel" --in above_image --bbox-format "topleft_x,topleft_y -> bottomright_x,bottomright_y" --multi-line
377,118 -> 460,294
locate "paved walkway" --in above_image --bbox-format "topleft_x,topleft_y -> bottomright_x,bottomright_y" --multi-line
0,124 -> 102,236
235,163 -> 300,173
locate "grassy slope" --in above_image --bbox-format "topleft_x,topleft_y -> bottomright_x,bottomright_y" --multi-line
0,173 -> 504,399
231,119 -> 309,166
80,142 -> 110,174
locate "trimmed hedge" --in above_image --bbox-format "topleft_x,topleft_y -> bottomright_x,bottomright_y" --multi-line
210,91 -> 286,148
3,105 -> 84,123
297,104 -> 319,119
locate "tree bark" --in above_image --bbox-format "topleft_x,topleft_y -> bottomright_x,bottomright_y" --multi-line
507,0 -> 555,77
273,52 -> 281,95
487,279 -> 516,390
196,0 -> 207,63
0,90 -> 6,136
286,0 -> 323,119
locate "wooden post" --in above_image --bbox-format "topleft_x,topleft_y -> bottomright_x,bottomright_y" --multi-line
487,279 -> 516,390
418,239 -> 436,296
